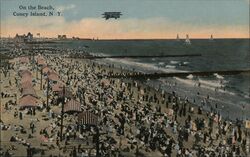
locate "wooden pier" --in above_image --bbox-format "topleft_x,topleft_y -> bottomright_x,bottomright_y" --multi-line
69,54 -> 202,59
106,69 -> 250,79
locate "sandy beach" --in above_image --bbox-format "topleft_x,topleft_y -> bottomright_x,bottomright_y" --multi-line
0,52 -> 250,157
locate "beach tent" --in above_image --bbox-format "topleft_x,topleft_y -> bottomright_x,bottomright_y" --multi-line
37,58 -> 46,66
52,83 -> 64,92
21,87 -> 37,97
78,111 -> 98,126
21,81 -> 33,90
21,75 -> 32,84
42,66 -> 51,74
64,99 -> 82,113
19,95 -> 39,108
48,71 -> 61,83
58,88 -> 73,98
20,70 -> 32,77
48,73 -> 59,81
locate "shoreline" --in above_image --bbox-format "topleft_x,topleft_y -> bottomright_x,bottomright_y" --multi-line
0,53 -> 249,157
90,58 -> 250,121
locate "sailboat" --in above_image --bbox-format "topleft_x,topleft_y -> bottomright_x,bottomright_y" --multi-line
176,34 -> 180,41
210,34 -> 214,41
185,34 -> 191,45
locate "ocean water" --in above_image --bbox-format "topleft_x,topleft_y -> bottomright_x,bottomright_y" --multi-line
57,39 -> 250,120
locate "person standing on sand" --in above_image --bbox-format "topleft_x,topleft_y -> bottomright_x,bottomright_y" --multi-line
27,145 -> 32,157
72,146 -> 77,157
14,108 -> 18,118
33,108 -> 36,115
4,150 -> 11,157
48,109 -> 52,118
19,111 -> 23,120
30,121 -> 35,134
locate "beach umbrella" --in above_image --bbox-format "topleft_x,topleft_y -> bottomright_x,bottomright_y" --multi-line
58,88 -> 73,98
19,95 -> 39,108
37,59 -> 46,66
21,87 -> 37,98
52,83 -> 63,92
64,99 -> 82,113
78,110 -> 98,126
20,70 -> 32,77
21,81 -> 33,89
21,75 -> 32,84
48,71 -> 60,82
42,66 -> 51,74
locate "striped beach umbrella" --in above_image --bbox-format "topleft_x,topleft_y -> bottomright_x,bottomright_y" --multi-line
78,111 -> 98,126
64,99 -> 82,113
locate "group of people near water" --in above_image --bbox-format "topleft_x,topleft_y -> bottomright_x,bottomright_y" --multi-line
0,49 -> 249,157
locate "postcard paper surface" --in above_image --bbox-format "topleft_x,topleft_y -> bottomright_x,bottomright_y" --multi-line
0,0 -> 250,156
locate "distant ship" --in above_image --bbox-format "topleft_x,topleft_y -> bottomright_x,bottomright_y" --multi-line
185,34 -> 191,45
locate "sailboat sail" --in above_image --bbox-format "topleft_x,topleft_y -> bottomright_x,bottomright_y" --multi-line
185,34 -> 191,44
176,34 -> 180,41
210,34 -> 214,41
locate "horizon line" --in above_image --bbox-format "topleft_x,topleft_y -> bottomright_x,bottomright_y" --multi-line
1,36 -> 250,40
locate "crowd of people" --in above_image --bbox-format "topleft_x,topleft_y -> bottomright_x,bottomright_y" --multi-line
46,54 -> 250,156
0,49 -> 249,157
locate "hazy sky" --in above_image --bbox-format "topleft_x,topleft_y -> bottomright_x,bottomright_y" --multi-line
1,0 -> 249,39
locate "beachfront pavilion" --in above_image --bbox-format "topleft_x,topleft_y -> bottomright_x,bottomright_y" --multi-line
19,95 -> 39,109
